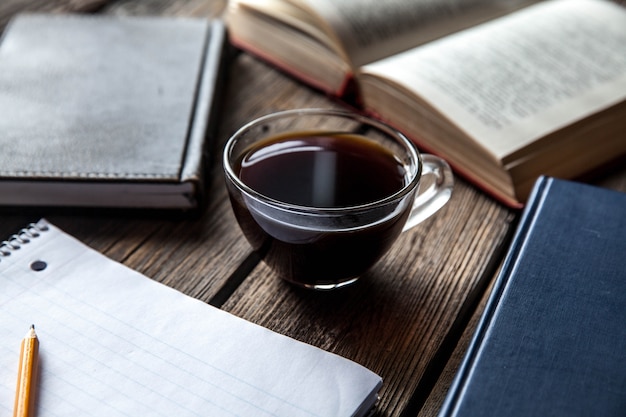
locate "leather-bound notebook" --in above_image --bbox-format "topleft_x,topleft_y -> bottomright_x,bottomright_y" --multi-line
0,13 -> 229,210
438,176 -> 626,417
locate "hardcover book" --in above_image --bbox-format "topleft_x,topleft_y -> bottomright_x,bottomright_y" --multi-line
438,176 -> 626,417
0,13 -> 229,210
226,0 -> 626,207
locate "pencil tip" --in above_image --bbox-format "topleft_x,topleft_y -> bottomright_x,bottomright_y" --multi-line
25,325 -> 37,339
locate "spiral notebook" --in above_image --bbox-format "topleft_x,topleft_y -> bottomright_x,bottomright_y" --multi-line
0,219 -> 382,417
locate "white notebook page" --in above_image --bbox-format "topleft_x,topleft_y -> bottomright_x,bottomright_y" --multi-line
0,219 -> 381,417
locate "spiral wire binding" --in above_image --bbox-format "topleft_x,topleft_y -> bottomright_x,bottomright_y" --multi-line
0,221 -> 49,260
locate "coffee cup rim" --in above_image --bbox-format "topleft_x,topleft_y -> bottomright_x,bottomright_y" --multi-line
223,108 -> 423,213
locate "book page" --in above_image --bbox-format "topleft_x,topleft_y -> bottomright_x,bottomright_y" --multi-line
0,220 -> 382,417
231,0 -> 343,53
360,0 -> 626,159
301,0 -> 539,67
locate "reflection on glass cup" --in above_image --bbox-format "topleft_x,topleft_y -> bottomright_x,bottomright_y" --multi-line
223,108 -> 453,290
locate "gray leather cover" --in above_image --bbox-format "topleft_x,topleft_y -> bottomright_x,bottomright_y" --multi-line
0,13 -> 228,209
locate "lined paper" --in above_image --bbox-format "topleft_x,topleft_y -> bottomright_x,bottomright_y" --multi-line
0,219 -> 381,417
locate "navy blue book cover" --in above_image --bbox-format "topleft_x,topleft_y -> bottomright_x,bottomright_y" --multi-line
439,176 -> 626,417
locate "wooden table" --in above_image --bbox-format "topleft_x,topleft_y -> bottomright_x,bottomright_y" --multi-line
2,1 -> 625,416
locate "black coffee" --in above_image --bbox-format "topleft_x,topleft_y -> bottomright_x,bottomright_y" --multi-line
228,131 -> 412,287
237,132 -> 405,207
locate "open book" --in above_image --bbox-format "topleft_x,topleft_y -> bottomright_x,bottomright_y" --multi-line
0,219 -> 382,417
226,0 -> 626,207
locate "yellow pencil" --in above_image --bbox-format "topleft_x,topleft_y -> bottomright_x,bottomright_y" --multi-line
13,325 -> 39,417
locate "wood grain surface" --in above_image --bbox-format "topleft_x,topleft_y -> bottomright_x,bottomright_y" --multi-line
1,1 -> 624,416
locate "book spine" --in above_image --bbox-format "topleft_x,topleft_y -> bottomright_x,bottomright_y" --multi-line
437,176 -> 550,416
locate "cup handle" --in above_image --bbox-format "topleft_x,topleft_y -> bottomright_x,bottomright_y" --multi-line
403,154 -> 454,232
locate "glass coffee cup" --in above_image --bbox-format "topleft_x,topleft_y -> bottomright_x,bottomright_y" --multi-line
223,109 -> 453,290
